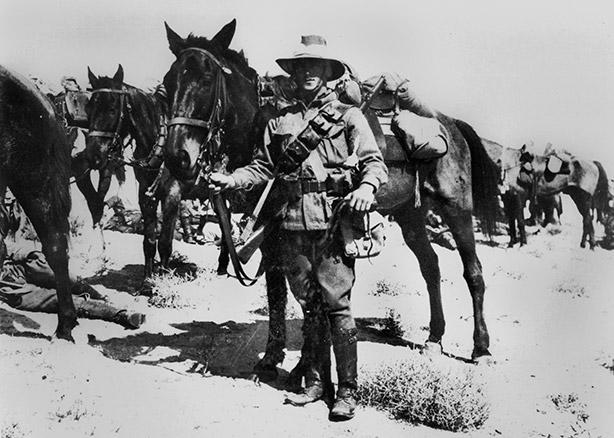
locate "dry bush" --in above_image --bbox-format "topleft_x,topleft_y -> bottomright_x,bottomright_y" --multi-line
147,272 -> 197,309
357,356 -> 490,432
0,423 -> 26,438
553,279 -> 586,298
372,279 -> 402,297
52,397 -> 91,422
382,307 -> 404,338
533,392 -> 593,438
147,253 -> 210,309
69,215 -> 85,238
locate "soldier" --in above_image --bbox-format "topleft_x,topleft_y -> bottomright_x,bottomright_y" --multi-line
209,35 -> 388,421
0,250 -> 145,329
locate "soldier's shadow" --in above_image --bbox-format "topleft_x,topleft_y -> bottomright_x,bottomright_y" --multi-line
86,316 -> 473,390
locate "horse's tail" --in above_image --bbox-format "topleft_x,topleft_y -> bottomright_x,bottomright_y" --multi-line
593,160 -> 609,221
454,118 -> 500,236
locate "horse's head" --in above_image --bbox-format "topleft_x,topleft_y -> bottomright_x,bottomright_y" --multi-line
162,20 -> 258,183
85,65 -> 128,169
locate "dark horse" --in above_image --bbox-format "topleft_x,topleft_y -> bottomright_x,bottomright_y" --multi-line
161,21 -> 500,371
85,65 -> 183,280
0,65 -> 76,339
520,148 -> 609,249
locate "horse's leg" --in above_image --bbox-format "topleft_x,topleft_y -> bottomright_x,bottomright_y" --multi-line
517,196 -> 527,246
138,185 -> 159,282
158,182 -> 181,270
14,190 -> 76,340
72,154 -> 104,226
252,239 -> 289,382
569,190 -> 594,249
441,206 -> 492,360
395,206 -> 444,349
503,194 -> 517,247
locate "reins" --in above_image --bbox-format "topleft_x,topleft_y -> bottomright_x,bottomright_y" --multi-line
167,46 -> 264,286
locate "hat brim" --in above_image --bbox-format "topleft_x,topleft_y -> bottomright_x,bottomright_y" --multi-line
276,56 -> 345,81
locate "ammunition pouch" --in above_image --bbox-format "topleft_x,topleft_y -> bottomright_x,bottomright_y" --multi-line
281,171 -> 353,201
278,104 -> 347,174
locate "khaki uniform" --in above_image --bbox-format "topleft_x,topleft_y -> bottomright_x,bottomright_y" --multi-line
231,86 -> 387,401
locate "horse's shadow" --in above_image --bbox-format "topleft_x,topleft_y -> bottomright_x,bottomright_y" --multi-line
86,264 -> 145,295
85,261 -> 201,296
85,316 -> 473,389
0,307 -> 50,340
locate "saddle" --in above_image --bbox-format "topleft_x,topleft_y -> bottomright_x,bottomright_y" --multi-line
53,91 -> 90,129
361,74 -> 449,163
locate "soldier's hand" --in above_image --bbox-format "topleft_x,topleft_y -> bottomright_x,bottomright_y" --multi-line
208,173 -> 236,193
345,183 -> 375,212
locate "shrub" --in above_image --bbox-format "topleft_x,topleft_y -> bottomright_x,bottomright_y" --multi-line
382,307 -> 404,338
147,271 -> 197,309
357,356 -> 490,431
553,279 -> 586,298
1,423 -> 26,438
372,279 -> 402,297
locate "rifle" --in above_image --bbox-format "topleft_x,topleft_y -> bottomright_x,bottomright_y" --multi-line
235,75 -> 386,264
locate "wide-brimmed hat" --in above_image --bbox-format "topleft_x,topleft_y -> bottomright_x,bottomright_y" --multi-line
276,35 -> 345,81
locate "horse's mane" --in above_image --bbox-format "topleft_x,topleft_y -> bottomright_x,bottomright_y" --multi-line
183,34 -> 258,84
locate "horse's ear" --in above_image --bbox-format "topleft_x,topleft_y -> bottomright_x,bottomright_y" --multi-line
520,144 -> 527,152
113,65 -> 124,84
165,22 -> 183,56
87,66 -> 98,88
211,19 -> 236,50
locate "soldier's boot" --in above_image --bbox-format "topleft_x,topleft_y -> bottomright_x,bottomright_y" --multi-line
284,354 -> 334,406
329,327 -> 358,421
285,310 -> 333,406
180,214 -> 195,244
75,298 -> 146,329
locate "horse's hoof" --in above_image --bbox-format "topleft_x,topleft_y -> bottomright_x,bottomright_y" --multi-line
54,330 -> 75,343
473,355 -> 496,367
422,341 -> 443,357
137,281 -> 154,297
287,364 -> 306,392
252,354 -> 282,383
216,268 -> 228,276
251,365 -> 278,383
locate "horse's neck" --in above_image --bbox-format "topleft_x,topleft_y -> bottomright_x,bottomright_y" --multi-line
222,84 -> 259,169
125,89 -> 159,158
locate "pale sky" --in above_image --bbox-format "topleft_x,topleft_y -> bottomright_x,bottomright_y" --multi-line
2,0 -> 614,171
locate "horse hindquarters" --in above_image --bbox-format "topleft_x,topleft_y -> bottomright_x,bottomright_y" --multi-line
9,180 -> 76,339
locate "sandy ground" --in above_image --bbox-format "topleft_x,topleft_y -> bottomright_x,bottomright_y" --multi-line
1,192 -> 613,438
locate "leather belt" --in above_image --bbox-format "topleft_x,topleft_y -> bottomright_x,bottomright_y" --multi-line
283,178 -> 349,196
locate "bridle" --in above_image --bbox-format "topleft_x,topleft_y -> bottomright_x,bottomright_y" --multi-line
87,88 -> 131,161
167,47 -> 264,286
167,47 -> 230,181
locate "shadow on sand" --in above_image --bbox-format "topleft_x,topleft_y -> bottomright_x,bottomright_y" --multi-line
83,316 -> 474,389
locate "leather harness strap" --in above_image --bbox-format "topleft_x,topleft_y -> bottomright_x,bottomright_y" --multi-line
211,192 -> 263,287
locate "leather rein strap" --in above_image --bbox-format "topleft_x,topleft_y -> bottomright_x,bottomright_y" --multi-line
168,47 -> 263,286
211,192 -> 263,287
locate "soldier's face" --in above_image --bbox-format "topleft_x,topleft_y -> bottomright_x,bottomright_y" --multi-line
293,59 -> 328,93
